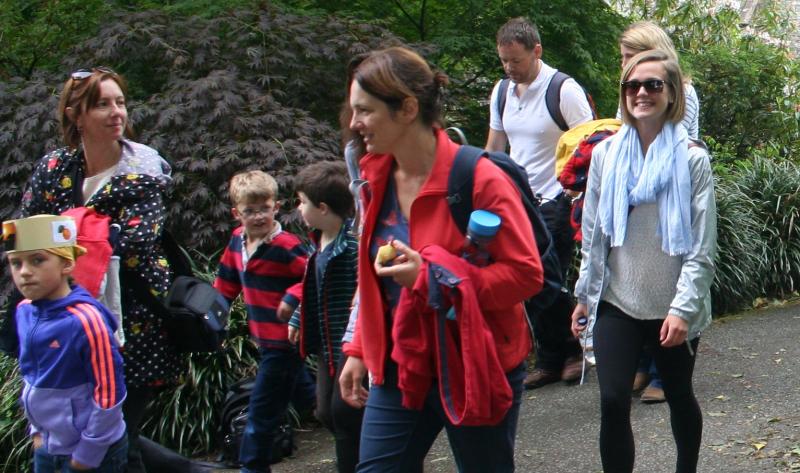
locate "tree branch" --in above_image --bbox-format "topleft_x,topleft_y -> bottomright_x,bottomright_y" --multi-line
391,0 -> 424,40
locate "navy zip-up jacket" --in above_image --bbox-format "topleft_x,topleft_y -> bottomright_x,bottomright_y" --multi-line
289,220 -> 358,375
16,285 -> 126,468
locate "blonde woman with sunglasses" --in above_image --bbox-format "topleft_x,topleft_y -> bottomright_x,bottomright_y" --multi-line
571,50 -> 717,473
618,21 -> 700,140
617,20 -> 704,404
17,67 -> 183,473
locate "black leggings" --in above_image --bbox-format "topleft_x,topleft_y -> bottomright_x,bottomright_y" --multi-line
315,355 -> 366,473
594,302 -> 702,473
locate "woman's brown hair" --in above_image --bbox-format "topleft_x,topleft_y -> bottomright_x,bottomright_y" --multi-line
57,69 -> 134,150
341,46 -> 449,141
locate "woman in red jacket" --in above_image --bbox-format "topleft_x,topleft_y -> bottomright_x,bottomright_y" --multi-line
338,46 -> 542,472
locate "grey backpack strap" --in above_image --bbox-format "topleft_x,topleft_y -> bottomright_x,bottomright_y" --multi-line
496,78 -> 510,123
545,71 -> 570,132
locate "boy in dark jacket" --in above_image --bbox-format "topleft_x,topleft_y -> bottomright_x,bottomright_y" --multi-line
3,214 -> 127,472
213,170 -> 310,472
289,161 -> 363,473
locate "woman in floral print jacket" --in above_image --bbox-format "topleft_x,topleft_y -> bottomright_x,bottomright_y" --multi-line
18,67 -> 183,473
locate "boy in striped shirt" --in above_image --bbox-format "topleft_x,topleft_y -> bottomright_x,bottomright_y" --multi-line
214,170 -> 309,472
3,214 -> 127,472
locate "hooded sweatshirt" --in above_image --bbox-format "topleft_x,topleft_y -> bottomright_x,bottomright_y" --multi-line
16,285 -> 126,468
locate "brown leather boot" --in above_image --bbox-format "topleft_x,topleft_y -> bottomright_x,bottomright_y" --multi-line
523,368 -> 560,390
641,385 -> 666,403
560,356 -> 583,383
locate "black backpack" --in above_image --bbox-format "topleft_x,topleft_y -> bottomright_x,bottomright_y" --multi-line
219,378 -> 296,466
446,144 -> 565,314
123,232 -> 230,353
496,71 -> 597,132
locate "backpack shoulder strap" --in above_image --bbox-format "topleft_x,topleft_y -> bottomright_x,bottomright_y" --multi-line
497,78 -> 510,124
447,145 -> 486,235
545,71 -> 570,132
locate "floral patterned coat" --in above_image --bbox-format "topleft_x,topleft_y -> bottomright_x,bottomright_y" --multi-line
20,140 -> 184,387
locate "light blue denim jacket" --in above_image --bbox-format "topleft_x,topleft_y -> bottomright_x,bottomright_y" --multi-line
574,136 -> 717,339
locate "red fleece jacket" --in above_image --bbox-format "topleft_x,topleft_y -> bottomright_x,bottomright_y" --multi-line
392,245 -> 513,426
343,128 -> 541,386
62,207 -> 112,298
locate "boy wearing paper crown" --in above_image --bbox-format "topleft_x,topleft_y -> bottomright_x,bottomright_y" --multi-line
3,214 -> 127,473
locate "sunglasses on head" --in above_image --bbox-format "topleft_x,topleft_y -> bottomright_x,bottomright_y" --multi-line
70,66 -> 117,81
620,79 -> 665,96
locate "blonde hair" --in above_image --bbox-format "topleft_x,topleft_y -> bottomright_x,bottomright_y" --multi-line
228,170 -> 278,206
619,49 -> 686,126
620,21 -> 679,61
619,20 -> 695,86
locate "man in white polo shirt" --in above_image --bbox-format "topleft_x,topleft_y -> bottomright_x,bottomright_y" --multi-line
486,17 -> 593,389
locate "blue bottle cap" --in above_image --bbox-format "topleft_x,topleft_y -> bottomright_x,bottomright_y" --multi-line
467,210 -> 501,238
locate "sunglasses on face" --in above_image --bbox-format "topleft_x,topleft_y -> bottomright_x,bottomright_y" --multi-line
620,79 -> 665,96
70,66 -> 117,81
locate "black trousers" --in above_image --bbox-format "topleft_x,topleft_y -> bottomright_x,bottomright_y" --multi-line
123,385 -> 154,473
594,302 -> 702,473
315,355 -> 366,473
123,386 -> 195,473
532,193 -> 581,370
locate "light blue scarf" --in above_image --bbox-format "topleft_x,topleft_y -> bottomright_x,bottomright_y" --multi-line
598,122 -> 693,256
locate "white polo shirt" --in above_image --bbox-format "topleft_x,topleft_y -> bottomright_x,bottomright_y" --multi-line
489,61 -> 593,200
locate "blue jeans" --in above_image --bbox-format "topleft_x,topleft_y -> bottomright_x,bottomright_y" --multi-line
240,347 -> 306,473
637,355 -> 664,389
357,362 -> 525,473
33,434 -> 127,473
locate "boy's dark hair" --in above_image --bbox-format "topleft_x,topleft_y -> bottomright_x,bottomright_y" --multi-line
496,17 -> 541,50
295,161 -> 354,219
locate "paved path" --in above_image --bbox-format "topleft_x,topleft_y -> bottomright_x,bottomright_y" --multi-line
252,302 -> 800,472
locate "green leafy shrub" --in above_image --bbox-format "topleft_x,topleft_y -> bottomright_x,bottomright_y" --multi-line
0,0 -> 111,78
284,0 -> 626,144
140,250 -> 260,455
711,167 -> 768,314
0,355 -> 28,472
689,39 -> 800,156
142,300 -> 259,455
727,154 -> 800,299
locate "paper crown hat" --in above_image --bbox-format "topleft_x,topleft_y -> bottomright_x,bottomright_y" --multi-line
2,214 -> 84,255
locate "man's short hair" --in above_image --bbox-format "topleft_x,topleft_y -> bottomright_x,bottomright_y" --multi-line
229,170 -> 278,206
295,161 -> 354,219
496,17 -> 541,50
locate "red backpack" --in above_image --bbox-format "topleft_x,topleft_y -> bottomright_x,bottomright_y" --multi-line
61,207 -> 113,297
557,125 -> 620,242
